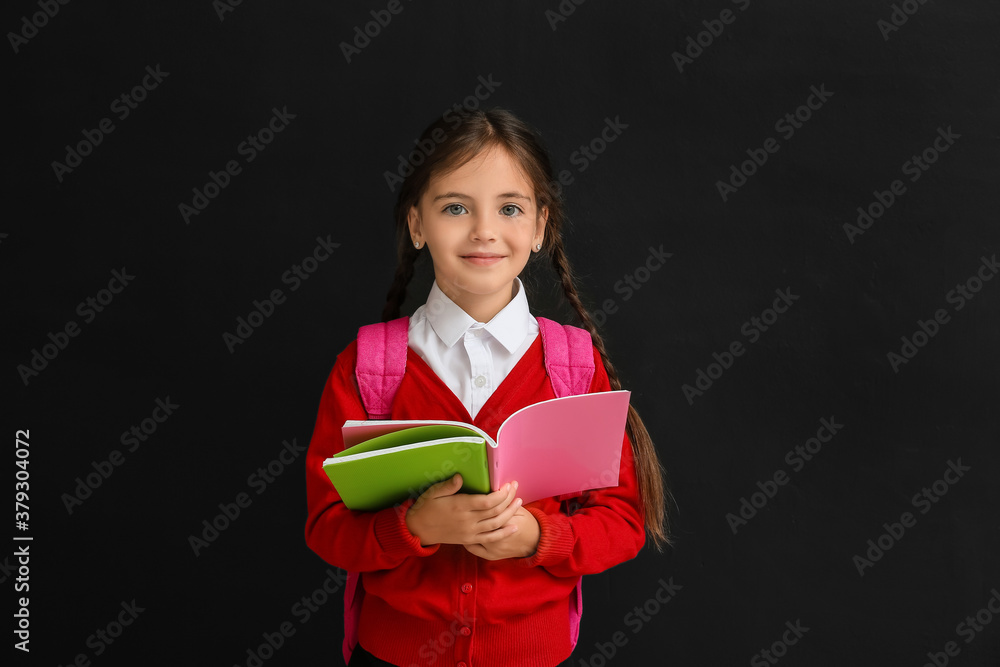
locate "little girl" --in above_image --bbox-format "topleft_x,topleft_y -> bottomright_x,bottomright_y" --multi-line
305,108 -> 669,667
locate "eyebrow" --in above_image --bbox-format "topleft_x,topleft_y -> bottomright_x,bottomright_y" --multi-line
431,191 -> 533,202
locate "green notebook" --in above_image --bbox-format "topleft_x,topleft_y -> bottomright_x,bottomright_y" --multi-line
323,424 -> 491,511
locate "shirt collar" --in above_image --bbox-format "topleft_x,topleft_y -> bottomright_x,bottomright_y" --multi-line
424,278 -> 533,353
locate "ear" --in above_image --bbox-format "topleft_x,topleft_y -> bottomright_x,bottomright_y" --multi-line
407,205 -> 422,245
534,206 -> 548,248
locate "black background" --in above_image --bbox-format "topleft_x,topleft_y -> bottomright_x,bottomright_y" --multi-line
6,1 -> 1000,665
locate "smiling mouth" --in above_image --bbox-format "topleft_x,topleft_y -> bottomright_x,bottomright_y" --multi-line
462,254 -> 505,265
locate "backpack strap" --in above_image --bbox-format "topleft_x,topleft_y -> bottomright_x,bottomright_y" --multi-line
344,317 -> 410,665
341,572 -> 362,666
355,317 -> 410,419
535,317 -> 596,649
536,317 -> 595,397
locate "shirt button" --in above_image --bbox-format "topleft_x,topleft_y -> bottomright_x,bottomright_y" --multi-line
460,626 -> 471,636
461,583 -> 472,593
473,375 -> 487,388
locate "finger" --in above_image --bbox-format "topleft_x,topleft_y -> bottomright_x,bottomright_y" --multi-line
476,498 -> 521,533
475,515 -> 519,543
473,481 -> 518,513
427,473 -> 464,498
479,497 -> 522,532
467,544 -> 503,561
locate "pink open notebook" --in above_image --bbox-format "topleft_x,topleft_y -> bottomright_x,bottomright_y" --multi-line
337,390 -> 631,505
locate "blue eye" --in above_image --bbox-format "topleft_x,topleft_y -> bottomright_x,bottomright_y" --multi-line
445,204 -> 467,216
501,204 -> 522,217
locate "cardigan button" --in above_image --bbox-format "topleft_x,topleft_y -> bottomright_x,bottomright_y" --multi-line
458,663 -> 468,667
459,626 -> 471,636
461,583 -> 472,593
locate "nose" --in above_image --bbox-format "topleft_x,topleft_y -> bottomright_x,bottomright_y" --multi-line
468,211 -> 497,242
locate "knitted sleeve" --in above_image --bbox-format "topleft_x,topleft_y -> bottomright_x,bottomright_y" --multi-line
304,340 -> 439,571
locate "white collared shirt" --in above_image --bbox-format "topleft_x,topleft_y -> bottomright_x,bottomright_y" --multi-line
408,278 -> 539,419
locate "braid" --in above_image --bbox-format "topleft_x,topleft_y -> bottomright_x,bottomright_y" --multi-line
547,231 -> 671,549
381,242 -> 419,322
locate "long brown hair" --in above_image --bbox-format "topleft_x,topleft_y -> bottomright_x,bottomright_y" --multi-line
381,107 -> 671,549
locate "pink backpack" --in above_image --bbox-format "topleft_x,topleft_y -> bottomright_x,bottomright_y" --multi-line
343,316 -> 595,665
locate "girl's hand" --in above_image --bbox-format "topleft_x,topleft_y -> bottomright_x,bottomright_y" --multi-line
405,474 -> 522,547
464,507 -> 540,560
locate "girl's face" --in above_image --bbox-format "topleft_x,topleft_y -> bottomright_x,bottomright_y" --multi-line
408,147 -> 546,323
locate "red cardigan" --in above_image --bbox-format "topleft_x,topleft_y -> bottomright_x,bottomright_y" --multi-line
304,334 -> 645,667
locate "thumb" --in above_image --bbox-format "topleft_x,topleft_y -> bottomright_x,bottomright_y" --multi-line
431,473 -> 463,497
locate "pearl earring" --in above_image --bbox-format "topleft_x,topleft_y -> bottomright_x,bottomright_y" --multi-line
414,241 -> 420,249
535,244 -> 542,251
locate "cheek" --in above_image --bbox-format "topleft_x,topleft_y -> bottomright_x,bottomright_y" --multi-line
516,226 -> 537,251
423,218 -> 454,244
